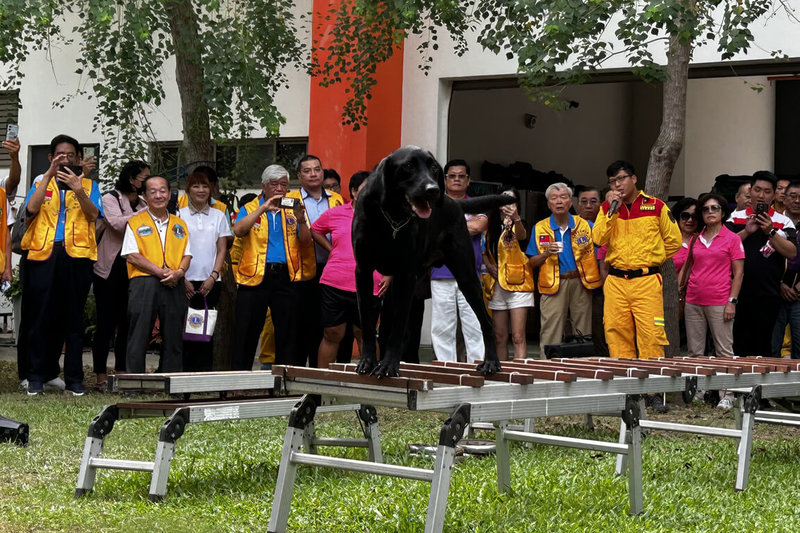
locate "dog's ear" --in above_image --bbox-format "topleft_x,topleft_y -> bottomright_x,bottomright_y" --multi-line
374,156 -> 389,205
431,153 -> 445,206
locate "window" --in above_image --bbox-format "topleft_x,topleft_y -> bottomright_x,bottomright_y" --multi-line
0,91 -> 20,167
150,138 -> 308,189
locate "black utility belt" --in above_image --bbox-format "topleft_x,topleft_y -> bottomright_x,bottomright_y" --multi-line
608,266 -> 659,279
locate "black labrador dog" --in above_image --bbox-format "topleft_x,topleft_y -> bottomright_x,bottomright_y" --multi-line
353,146 -> 515,377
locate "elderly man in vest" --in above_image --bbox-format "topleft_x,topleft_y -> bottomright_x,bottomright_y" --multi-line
121,176 -> 192,374
22,134 -> 103,396
527,183 -> 602,357
232,164 -> 314,370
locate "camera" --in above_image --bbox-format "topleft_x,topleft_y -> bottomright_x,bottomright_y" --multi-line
280,197 -> 300,209
755,203 -> 769,216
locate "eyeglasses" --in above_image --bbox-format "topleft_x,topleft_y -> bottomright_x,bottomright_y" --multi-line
702,204 -> 722,213
607,175 -> 631,186
446,173 -> 468,180
679,212 -> 697,221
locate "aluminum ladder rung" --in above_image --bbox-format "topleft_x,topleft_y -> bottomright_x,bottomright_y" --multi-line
88,458 -> 155,472
290,452 -> 433,482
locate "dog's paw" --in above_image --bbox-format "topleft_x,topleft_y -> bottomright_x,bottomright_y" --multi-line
476,359 -> 502,375
371,358 -> 400,379
356,357 -> 377,375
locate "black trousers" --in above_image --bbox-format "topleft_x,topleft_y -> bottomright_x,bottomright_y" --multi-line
733,296 -> 782,356
183,280 -> 221,372
22,246 -> 93,388
91,255 -> 130,374
294,265 -> 325,367
126,276 -> 186,373
233,269 -> 300,370
16,252 -> 28,381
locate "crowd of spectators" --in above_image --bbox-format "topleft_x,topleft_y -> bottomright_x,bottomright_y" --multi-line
3,134 -> 798,402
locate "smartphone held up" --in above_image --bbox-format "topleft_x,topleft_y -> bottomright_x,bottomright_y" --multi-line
5,124 -> 18,141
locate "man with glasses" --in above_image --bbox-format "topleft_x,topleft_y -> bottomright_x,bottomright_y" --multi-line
576,187 -> 602,223
576,186 -> 609,355
430,159 -> 487,363
772,181 -> 800,357
231,165 -> 313,370
727,171 -> 798,356
592,160 -> 681,360
21,134 -> 104,396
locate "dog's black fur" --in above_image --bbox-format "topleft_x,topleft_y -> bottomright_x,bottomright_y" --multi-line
353,146 -> 515,377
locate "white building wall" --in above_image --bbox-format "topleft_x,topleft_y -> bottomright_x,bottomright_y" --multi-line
401,12 -> 800,193
6,3 -> 312,188
682,76 -> 775,199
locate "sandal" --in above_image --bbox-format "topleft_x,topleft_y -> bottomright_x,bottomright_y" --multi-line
94,381 -> 109,393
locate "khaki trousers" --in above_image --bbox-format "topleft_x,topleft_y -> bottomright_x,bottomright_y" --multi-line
684,302 -> 734,357
539,277 -> 592,355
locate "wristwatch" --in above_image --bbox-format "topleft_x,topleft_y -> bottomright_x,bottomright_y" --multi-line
728,297 -> 738,304
769,228 -> 778,237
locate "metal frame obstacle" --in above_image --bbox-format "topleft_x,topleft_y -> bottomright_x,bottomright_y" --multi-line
267,357 -> 800,533
74,371 -> 380,501
72,355 -> 800,531
267,364 -> 645,533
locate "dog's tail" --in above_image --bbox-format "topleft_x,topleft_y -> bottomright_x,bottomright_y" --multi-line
458,194 -> 516,214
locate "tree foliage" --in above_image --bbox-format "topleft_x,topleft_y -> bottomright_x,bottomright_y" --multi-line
317,0 -> 792,125
0,0 -> 306,183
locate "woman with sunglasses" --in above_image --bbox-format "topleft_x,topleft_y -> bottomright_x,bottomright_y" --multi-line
672,197 -> 698,274
682,194 -> 744,407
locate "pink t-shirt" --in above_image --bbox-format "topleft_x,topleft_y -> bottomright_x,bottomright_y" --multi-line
686,225 -> 745,306
673,242 -> 689,274
311,203 -> 381,295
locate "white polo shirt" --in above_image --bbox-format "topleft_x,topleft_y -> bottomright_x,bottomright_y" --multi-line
178,204 -> 232,281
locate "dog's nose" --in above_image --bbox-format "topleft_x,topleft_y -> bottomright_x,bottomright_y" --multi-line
425,183 -> 440,195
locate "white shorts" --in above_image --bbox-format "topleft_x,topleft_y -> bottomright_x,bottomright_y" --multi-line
488,284 -> 535,311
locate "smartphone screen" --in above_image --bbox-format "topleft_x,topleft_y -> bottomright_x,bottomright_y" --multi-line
5,124 -> 18,141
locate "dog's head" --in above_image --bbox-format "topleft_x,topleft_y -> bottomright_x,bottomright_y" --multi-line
377,146 -> 443,219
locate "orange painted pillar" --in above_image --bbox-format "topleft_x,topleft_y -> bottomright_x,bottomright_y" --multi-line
309,0 -> 404,200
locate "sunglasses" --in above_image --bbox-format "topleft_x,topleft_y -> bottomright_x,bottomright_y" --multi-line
679,211 -> 697,221
702,204 -> 722,213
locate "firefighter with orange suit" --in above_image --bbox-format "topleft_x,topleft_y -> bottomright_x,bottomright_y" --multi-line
592,160 -> 681,360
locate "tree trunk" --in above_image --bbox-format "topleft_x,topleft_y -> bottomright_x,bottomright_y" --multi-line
644,35 -> 691,357
165,0 -> 234,369
165,0 -> 214,169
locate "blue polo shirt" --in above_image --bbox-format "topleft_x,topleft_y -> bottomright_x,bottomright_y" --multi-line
25,174 -> 104,242
525,214 -> 578,273
237,197 -> 286,264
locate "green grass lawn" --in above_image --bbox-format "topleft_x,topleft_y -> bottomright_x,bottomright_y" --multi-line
2,360 -> 800,532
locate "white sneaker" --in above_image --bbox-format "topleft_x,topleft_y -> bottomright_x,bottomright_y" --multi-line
717,398 -> 733,409
44,377 -> 66,391
19,379 -> 29,391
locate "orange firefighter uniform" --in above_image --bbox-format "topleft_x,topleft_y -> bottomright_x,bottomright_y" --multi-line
592,192 -> 681,359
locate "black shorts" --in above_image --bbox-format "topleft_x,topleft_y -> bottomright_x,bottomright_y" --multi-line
320,284 -> 380,328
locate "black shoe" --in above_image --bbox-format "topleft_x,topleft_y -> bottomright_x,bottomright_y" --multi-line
703,390 -> 721,406
66,383 -> 87,397
647,394 -> 668,414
